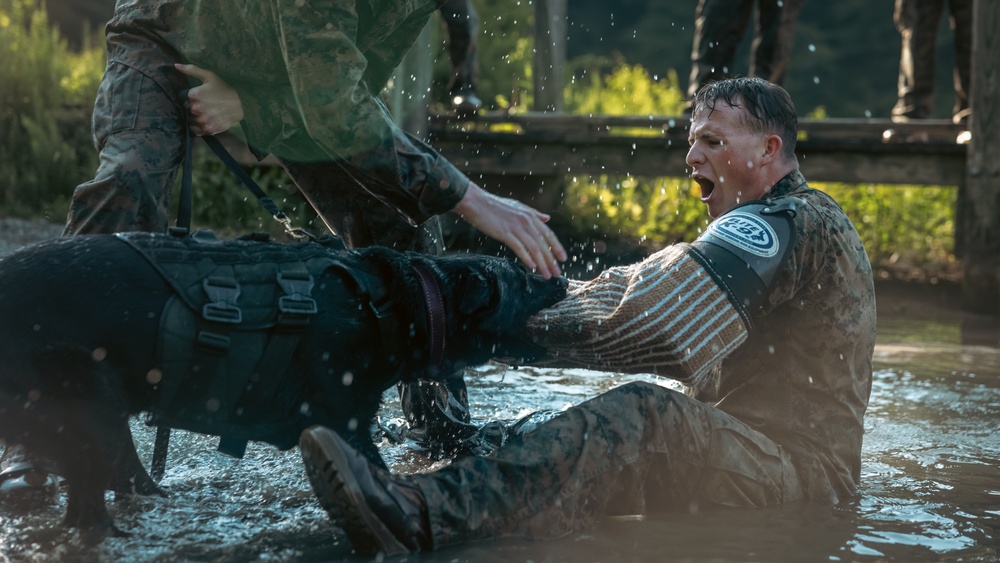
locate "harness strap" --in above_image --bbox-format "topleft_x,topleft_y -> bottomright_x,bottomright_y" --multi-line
331,264 -> 407,380
413,262 -> 447,366
219,263 -> 318,457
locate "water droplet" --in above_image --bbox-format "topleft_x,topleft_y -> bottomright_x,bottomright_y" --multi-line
146,369 -> 163,385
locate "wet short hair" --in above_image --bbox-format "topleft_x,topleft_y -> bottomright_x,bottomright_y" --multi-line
692,77 -> 798,161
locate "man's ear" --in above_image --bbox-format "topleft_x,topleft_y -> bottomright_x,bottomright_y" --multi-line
761,134 -> 783,164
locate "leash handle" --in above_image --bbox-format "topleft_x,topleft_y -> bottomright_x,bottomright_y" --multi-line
178,89 -> 315,241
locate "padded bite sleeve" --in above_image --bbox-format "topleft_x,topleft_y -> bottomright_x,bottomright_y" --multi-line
524,244 -> 749,384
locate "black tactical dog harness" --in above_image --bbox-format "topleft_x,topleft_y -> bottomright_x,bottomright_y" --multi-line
116,231 -> 402,458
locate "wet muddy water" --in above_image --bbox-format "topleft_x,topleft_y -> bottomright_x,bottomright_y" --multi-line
0,288 -> 997,562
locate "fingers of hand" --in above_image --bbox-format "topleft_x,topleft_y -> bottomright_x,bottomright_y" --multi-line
174,63 -> 214,83
533,233 -> 562,279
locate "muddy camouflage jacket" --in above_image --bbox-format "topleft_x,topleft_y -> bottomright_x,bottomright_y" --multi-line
105,0 -> 468,224
528,170 -> 877,502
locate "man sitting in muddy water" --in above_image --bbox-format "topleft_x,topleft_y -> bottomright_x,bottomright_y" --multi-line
297,76 -> 878,555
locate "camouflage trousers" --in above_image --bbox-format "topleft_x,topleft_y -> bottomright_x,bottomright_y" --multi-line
413,381 -> 806,547
64,58 -> 478,451
687,0 -> 804,99
439,0 -> 478,96
892,0 -> 972,120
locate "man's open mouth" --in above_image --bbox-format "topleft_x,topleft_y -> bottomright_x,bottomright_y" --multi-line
694,176 -> 715,200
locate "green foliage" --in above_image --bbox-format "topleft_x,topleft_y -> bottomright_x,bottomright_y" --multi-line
0,0 -> 101,219
560,63 -> 705,246
817,182 -> 956,270
565,61 -> 686,117
565,175 -> 708,245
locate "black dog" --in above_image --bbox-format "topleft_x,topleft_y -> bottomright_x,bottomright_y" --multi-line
0,231 -> 566,534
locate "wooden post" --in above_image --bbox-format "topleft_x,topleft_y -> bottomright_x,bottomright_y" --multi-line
961,0 -> 1000,314
532,0 -> 566,112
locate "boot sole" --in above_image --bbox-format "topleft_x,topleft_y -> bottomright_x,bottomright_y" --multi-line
300,426 -> 408,556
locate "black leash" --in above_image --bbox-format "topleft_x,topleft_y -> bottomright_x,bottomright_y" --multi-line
172,89 -> 315,240
150,89 -> 316,482
200,135 -> 316,241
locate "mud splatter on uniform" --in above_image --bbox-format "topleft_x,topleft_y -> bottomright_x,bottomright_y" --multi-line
409,170 -> 877,545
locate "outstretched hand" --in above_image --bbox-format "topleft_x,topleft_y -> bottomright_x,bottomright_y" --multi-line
453,183 -> 567,279
174,63 -> 245,136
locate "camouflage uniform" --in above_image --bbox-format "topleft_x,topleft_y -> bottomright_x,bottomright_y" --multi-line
407,171 -> 877,546
63,0 -> 480,450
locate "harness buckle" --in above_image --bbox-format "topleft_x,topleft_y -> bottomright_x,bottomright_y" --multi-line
277,272 -> 318,315
202,276 -> 243,324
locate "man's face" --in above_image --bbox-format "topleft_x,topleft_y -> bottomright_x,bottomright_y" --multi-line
686,100 -> 772,218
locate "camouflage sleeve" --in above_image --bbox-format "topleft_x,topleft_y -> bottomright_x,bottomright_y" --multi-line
237,0 -> 470,223
524,244 -> 749,384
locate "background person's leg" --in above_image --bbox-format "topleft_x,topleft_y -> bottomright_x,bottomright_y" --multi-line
438,0 -> 481,114
892,0 -> 944,120
946,0 -> 973,123
750,0 -> 804,85
687,0 -> 756,102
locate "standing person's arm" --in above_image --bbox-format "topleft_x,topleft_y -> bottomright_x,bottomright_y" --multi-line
176,11 -> 566,277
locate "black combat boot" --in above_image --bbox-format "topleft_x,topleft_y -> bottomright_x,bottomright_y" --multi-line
300,426 -> 433,556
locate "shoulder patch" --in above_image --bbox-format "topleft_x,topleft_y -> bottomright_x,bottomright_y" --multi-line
707,212 -> 779,257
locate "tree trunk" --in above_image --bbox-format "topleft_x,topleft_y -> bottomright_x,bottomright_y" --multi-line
960,0 -> 1000,314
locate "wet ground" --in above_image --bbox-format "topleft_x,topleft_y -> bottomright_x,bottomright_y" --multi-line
0,223 -> 997,562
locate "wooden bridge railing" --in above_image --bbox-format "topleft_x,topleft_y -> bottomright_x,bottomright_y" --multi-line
427,114 -> 968,188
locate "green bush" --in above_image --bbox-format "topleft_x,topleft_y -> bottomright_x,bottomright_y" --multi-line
0,0 -> 101,220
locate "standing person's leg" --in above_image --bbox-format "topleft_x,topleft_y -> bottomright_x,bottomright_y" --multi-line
751,0 -> 804,85
947,0 -> 973,123
687,0 -> 756,102
439,0 -> 481,114
892,0 -> 944,121
301,381 -> 803,554
281,160 -> 481,457
64,62 -> 187,235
